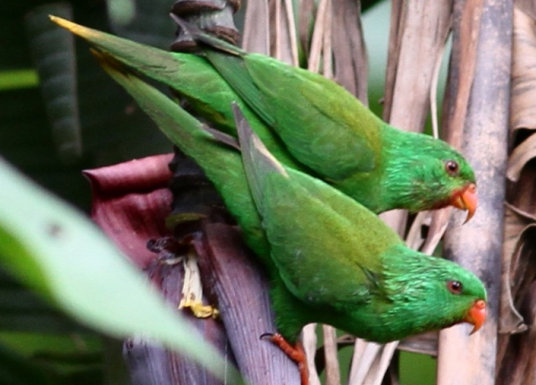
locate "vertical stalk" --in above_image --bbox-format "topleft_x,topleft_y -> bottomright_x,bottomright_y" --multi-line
436,0 -> 512,384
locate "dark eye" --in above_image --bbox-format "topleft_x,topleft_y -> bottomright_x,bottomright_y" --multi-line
445,160 -> 459,176
447,280 -> 463,294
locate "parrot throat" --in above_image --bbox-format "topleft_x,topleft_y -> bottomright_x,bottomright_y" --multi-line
377,133 -> 422,213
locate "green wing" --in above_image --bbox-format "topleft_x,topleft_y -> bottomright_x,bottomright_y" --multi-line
206,48 -> 383,180
177,20 -> 383,180
49,16 -> 303,171
236,107 -> 402,306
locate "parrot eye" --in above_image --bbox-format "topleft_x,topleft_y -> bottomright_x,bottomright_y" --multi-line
447,280 -> 463,294
445,160 -> 459,176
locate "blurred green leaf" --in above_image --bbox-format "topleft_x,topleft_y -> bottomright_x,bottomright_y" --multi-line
0,340 -> 54,385
0,70 -> 39,91
106,0 -> 136,26
0,157 -> 234,381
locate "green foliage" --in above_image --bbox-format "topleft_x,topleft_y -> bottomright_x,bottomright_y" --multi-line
400,352 -> 436,385
0,157 -> 234,380
0,1 -> 226,382
0,70 -> 38,91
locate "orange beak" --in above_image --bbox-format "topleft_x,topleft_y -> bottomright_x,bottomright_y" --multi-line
464,299 -> 486,335
450,183 -> 478,224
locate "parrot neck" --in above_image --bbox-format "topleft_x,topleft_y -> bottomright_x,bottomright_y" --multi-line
379,127 -> 438,213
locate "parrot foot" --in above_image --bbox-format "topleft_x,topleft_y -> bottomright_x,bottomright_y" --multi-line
261,333 -> 308,385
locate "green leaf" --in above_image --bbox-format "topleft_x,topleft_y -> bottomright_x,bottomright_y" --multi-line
0,340 -> 54,385
0,70 -> 38,91
0,157 -> 237,381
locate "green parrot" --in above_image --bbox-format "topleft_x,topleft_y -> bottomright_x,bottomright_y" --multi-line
233,106 -> 486,382
50,16 -> 478,221
89,49 -> 487,384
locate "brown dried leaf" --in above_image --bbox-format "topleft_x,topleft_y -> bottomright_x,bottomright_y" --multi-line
406,208 -> 450,256
271,0 -> 299,65
507,212 -> 536,284
503,203 -> 536,260
510,6 -> 536,135
321,0 -> 333,79
440,0 -> 482,148
322,325 -> 341,385
507,132 -> 536,182
302,324 -> 322,385
438,0 -> 512,384
420,208 -> 452,255
284,0 -> 299,66
348,340 -> 382,384
500,204 -> 533,331
331,0 -> 368,101
383,0 -> 453,133
383,0 -> 402,119
347,341 -> 398,385
506,161 -> 536,215
379,210 -> 408,237
398,332 -> 438,356
307,0 -> 330,73
405,211 -> 431,250
382,5 -> 455,344
298,0 -> 315,59
496,282 -> 536,385
242,0 -> 270,54
516,0 -> 536,18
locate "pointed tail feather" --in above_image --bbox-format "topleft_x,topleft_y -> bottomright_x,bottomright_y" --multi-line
51,15 -> 195,90
93,50 -> 219,158
233,104 -> 287,211
198,125 -> 240,150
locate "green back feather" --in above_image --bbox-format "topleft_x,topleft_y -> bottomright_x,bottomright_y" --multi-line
236,113 -> 486,343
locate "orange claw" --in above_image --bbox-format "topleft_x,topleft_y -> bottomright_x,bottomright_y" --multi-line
262,333 -> 308,385
464,299 -> 486,334
451,183 -> 478,223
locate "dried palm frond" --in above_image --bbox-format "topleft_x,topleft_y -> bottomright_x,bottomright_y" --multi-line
496,2 -> 536,383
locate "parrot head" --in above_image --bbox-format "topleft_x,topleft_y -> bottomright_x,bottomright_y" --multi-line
373,247 -> 488,342
383,131 -> 477,222
431,264 -> 487,335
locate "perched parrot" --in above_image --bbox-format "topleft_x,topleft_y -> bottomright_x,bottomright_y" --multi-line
50,16 -> 478,221
233,107 -> 486,382
90,49 -> 487,384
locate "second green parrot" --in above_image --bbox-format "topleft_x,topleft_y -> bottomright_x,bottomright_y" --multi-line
51,16 -> 478,221
234,106 -> 486,383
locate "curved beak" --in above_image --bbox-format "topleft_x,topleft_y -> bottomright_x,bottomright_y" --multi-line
451,183 -> 478,223
464,299 -> 486,335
